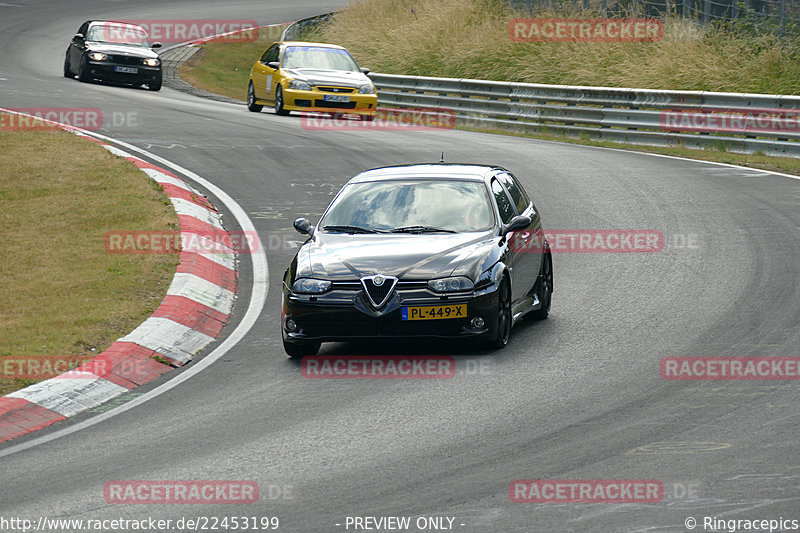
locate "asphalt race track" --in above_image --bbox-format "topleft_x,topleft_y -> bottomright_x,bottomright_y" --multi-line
1,1 -> 799,531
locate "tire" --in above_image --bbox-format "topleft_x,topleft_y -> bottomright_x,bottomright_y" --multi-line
63,52 -> 74,78
489,277 -> 512,349
148,79 -> 162,91
274,85 -> 290,116
77,55 -> 90,82
530,250 -> 553,320
283,339 -> 320,358
247,82 -> 262,112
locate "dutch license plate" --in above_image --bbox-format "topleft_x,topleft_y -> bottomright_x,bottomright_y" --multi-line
114,66 -> 138,74
402,304 -> 466,321
323,94 -> 350,103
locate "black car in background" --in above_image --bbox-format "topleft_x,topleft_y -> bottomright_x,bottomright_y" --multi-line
64,20 -> 162,91
281,163 -> 553,357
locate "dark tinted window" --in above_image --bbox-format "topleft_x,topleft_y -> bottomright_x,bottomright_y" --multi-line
491,179 -> 516,224
497,172 -> 530,214
261,44 -> 279,64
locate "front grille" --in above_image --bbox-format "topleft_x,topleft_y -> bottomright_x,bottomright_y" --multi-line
314,100 -> 357,109
108,55 -> 143,66
317,86 -> 355,93
361,276 -> 397,308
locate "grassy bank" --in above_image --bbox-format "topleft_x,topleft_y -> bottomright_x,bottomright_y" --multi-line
0,117 -> 178,395
314,0 -> 800,94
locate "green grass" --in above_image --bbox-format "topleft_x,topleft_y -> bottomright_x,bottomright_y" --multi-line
0,118 -> 179,395
314,0 -> 800,94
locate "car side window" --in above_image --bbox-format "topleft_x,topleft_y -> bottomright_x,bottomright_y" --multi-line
491,179 -> 516,225
496,172 -> 530,214
261,44 -> 279,64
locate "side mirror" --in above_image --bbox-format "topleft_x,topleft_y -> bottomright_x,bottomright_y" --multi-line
151,42 -> 162,49
360,67 -> 370,75
73,33 -> 84,41
267,61 -> 279,69
502,215 -> 531,236
293,217 -> 314,236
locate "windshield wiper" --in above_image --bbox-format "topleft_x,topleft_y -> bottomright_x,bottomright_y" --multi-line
323,225 -> 386,234
389,226 -> 457,234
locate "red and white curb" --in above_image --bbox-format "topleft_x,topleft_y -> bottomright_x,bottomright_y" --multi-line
0,114 -> 237,444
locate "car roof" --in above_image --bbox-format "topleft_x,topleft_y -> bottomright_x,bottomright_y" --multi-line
278,41 -> 347,50
348,164 -> 507,184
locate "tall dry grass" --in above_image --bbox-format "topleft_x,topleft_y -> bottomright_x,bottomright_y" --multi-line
313,0 -> 800,94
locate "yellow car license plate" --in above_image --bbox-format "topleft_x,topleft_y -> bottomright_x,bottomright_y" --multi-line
402,304 -> 466,320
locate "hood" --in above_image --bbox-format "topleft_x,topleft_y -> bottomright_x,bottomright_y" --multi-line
283,68 -> 370,88
295,231 -> 499,281
87,42 -> 159,59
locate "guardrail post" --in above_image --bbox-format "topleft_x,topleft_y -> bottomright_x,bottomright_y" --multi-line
703,0 -> 711,23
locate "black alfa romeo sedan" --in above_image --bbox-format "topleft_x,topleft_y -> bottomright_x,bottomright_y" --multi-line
281,163 -> 553,357
64,20 -> 162,91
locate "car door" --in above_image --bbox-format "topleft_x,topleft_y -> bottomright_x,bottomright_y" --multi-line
69,22 -> 90,67
490,177 -> 531,304
496,171 -> 542,295
251,44 -> 280,102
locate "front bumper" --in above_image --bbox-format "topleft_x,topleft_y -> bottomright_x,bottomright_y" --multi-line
88,61 -> 161,85
282,282 -> 500,343
282,87 -> 377,116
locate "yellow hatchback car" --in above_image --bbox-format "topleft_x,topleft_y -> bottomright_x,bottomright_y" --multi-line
247,41 -> 377,120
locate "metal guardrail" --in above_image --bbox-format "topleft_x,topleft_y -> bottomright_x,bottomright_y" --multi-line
368,72 -> 800,157
281,13 -> 334,41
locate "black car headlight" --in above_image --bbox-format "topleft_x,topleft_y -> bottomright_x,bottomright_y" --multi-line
428,276 -> 474,293
288,79 -> 312,91
89,52 -> 107,61
292,278 -> 331,294
143,58 -> 160,67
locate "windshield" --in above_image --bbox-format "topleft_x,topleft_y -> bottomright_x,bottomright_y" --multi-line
319,180 -> 495,233
87,24 -> 150,47
282,46 -> 359,71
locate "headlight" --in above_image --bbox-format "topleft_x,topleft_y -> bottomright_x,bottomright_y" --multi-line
428,276 -> 474,293
89,52 -> 107,61
292,278 -> 331,294
287,79 -> 312,91
358,83 -> 375,94
143,58 -> 160,67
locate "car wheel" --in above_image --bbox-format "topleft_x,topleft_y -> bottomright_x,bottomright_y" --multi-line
148,79 -> 162,91
274,85 -> 290,116
530,250 -> 553,320
489,276 -> 512,349
283,339 -> 320,358
247,82 -> 263,112
63,52 -> 74,78
77,55 -> 90,82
